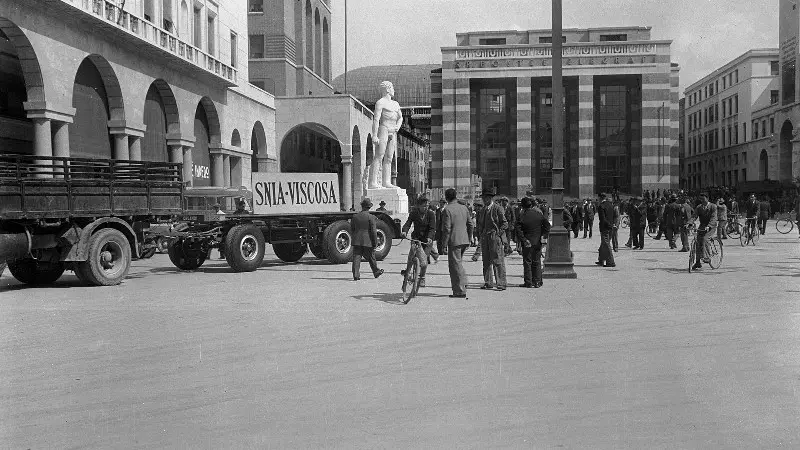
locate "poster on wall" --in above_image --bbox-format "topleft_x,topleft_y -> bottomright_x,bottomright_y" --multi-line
252,172 -> 340,215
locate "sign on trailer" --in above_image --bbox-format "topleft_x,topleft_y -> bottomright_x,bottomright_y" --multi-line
252,172 -> 340,215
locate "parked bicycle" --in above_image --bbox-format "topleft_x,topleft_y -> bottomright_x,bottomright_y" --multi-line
687,223 -> 723,272
399,237 -> 424,304
775,211 -> 797,235
740,217 -> 759,246
725,214 -> 742,239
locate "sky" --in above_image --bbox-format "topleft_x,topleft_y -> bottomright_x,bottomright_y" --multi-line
329,0 -> 779,94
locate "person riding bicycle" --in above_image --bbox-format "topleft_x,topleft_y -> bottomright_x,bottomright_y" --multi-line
744,193 -> 760,236
401,196 -> 436,288
692,192 -> 718,271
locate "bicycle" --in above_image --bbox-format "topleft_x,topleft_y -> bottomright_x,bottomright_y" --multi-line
725,214 -> 742,239
740,217 -> 759,246
687,224 -> 723,272
775,211 -> 796,234
399,237 -> 424,304
620,214 -> 630,229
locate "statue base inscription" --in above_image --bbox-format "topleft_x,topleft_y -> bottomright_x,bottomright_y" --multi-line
366,187 -> 408,215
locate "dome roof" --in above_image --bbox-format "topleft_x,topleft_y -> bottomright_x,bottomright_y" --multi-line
332,64 -> 441,107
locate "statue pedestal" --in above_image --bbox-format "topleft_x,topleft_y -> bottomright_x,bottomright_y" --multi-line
366,187 -> 408,215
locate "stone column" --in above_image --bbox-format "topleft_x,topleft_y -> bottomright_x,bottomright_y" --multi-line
222,154 -> 231,187
112,133 -> 130,160
341,154 -> 353,210
578,75 -> 594,198
32,118 -> 53,178
52,121 -> 70,158
516,77 -> 533,199
129,137 -> 142,161
168,144 -> 183,164
182,146 -> 194,187
211,153 -> 224,187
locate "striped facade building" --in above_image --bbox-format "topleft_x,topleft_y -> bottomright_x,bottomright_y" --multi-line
431,27 -> 680,199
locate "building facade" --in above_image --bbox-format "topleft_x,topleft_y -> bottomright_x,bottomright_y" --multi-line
683,49 -> 782,190
776,0 -> 800,183
678,97 -> 686,188
431,26 -> 680,199
0,0 -> 276,192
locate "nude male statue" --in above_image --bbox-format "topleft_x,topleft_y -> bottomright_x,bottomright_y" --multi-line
368,81 -> 403,189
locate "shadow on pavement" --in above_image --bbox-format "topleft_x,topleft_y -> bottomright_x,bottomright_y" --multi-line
351,291 -> 450,305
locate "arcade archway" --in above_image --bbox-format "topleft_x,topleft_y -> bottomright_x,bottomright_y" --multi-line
71,55 -> 125,159
0,22 -> 40,155
142,79 -> 179,162
191,97 -> 220,187
280,123 -> 343,207
251,121 -> 267,173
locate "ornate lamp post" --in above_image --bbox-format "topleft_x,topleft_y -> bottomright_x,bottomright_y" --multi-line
543,0 -> 577,278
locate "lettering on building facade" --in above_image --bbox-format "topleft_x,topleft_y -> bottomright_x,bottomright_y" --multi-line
454,55 -> 656,69
455,44 -> 658,60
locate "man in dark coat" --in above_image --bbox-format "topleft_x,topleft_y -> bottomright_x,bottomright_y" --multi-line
596,193 -> 617,267
663,194 -> 682,249
402,196 -> 437,287
630,197 -> 647,249
562,201 -> 573,233
476,189 -> 507,290
758,195 -> 771,235
571,201 -> 583,238
515,197 -> 551,288
583,199 -> 596,238
350,198 -> 384,281
435,198 -> 446,256
441,188 -> 472,298
743,193 -> 760,237
692,193 -> 718,270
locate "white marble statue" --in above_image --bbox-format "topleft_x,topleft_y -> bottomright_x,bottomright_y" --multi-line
368,81 -> 403,189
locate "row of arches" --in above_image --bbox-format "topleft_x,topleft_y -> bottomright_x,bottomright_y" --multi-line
297,0 -> 331,82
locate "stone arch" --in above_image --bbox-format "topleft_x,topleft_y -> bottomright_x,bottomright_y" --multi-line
197,96 -> 221,143
141,79 -> 180,162
323,17 -> 330,82
231,129 -> 241,147
251,120 -> 267,173
305,1 -> 313,72
0,18 -> 45,103
70,55 -> 126,158
314,9 -> 321,76
759,149 -> 768,181
280,122 -> 343,205
779,120 -> 793,181
149,79 -> 180,134
81,54 -> 125,121
352,126 -> 362,204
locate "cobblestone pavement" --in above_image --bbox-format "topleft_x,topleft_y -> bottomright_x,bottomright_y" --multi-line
1,221 -> 799,448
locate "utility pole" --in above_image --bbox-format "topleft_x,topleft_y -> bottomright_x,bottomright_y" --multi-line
543,0 -> 577,279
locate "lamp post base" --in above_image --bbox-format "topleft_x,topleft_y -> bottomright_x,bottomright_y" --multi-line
543,227 -> 577,279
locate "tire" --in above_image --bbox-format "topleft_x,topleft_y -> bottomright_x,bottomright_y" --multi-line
776,218 -> 793,234
402,257 -> 421,304
224,224 -> 265,272
309,242 -> 326,259
752,227 -> 760,245
7,258 -> 66,285
75,228 -> 131,286
374,220 -> 393,261
707,238 -> 723,269
726,222 -> 741,239
168,238 -> 208,270
621,216 -> 629,229
273,242 -> 307,262
739,228 -> 748,247
688,240 -> 696,273
323,220 -> 353,264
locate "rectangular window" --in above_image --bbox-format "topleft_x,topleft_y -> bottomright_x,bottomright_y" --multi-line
207,15 -> 216,56
743,123 -> 747,142
722,101 -> 726,117
599,34 -> 627,41
479,38 -> 507,45
723,77 -> 726,89
742,168 -> 746,181
735,69 -> 739,83
709,83 -> 714,96
230,32 -> 237,68
753,121 -> 758,139
770,60 -> 779,76
537,36 -> 566,44
249,0 -> 263,12
249,34 -> 264,58
762,120 -> 767,137
735,154 -> 739,165
734,124 -> 738,144
771,90 -> 779,104
715,104 -> 718,122
734,95 -> 738,113
770,117 -> 775,134
716,80 -> 719,92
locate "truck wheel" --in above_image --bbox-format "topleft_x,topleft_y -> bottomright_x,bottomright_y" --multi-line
168,238 -> 207,270
323,220 -> 353,264
7,258 -> 65,285
225,224 -> 265,272
309,242 -> 326,259
75,228 -> 131,286
273,243 -> 308,262
374,220 -> 393,261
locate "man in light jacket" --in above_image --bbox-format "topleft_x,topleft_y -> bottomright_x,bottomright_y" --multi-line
441,188 -> 472,298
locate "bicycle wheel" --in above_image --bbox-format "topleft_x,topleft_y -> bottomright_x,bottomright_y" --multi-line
646,225 -> 656,238
707,238 -> 723,269
401,257 -> 420,304
739,227 -> 748,247
776,218 -> 793,234
752,227 -> 760,245
726,221 -> 741,239
688,238 -> 696,273
621,216 -> 629,229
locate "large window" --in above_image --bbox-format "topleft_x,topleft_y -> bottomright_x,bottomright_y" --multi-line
249,34 -> 264,58
471,80 -> 516,195
530,79 -> 578,194
249,0 -> 263,12
594,77 -> 641,194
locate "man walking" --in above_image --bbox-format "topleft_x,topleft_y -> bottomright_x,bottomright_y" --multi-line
401,196 -> 436,287
596,193 -> 617,267
716,198 -> 728,239
583,198 -> 595,238
663,194 -> 681,249
476,189 -> 508,290
630,197 -> 646,249
692,193 -> 718,270
515,197 -> 550,288
441,188 -> 472,298
758,195 -> 771,235
678,196 -> 693,252
350,198 -> 384,281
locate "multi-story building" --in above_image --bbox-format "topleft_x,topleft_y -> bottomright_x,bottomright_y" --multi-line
678,97 -> 686,188
0,0 -> 275,192
247,0 -> 376,210
683,49 -> 781,190
430,26 -> 680,199
777,0 -> 800,182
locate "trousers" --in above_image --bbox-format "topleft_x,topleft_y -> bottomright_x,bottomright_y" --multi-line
611,227 -> 619,250
632,227 -> 645,248
521,244 -> 542,286
447,244 -> 469,295
480,232 -> 506,288
352,245 -> 379,279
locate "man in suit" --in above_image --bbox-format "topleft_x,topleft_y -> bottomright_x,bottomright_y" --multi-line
476,189 -> 508,290
515,197 -> 551,288
350,198 -> 384,281
663,194 -> 682,249
440,188 -> 472,298
583,198 -> 596,238
692,192 -> 718,270
402,196 -> 436,287
678,196 -> 694,252
595,193 -> 617,268
628,197 -> 646,249
758,195 -> 771,235
570,200 -> 583,238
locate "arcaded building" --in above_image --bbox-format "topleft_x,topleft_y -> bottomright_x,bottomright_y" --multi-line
0,0 -> 275,191
431,27 -> 680,199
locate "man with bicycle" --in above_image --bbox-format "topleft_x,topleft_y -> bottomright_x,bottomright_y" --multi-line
744,193 -> 760,238
691,192 -> 718,271
401,196 -> 437,288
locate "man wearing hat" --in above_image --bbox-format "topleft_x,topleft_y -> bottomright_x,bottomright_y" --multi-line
663,194 -> 682,249
516,196 -> 550,287
350,197 -> 384,281
715,197 -> 728,239
376,200 -> 388,212
476,188 -> 508,290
